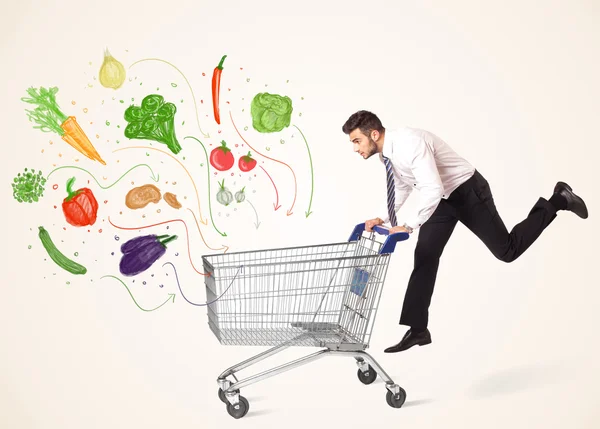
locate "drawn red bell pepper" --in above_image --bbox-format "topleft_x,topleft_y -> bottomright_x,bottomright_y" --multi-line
61,177 -> 99,226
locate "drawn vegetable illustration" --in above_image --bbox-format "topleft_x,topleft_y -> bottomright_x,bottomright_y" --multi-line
238,152 -> 257,172
22,86 -> 106,164
12,168 -> 46,203
119,234 -> 178,276
99,48 -> 126,89
235,187 -> 246,203
163,192 -> 182,209
250,92 -> 293,133
212,54 -> 227,124
124,94 -> 181,154
38,226 -> 87,275
125,184 -> 161,209
217,179 -> 233,206
210,140 -> 234,171
62,177 -> 99,227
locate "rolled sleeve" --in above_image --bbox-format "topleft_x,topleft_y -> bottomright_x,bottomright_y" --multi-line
403,137 -> 444,230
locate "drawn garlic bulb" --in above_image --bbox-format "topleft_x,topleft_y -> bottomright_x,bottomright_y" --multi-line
235,187 -> 246,203
99,48 -> 126,89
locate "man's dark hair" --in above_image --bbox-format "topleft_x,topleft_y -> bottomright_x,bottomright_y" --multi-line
342,110 -> 385,136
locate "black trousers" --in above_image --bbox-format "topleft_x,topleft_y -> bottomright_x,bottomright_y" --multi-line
399,170 -> 558,329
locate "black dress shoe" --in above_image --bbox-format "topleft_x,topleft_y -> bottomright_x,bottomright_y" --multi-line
554,182 -> 588,219
384,329 -> 432,353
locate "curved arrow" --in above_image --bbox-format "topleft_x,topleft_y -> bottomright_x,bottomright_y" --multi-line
293,125 -> 314,218
163,261 -> 243,306
246,199 -> 261,229
129,58 -> 210,138
183,135 -> 226,236
113,146 -> 208,226
46,164 -> 159,189
230,111 -> 297,216
186,209 -> 229,253
259,166 -> 280,211
100,275 -> 175,312
107,216 -> 224,274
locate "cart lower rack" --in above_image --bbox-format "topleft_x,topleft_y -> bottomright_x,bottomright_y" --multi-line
202,223 -> 409,418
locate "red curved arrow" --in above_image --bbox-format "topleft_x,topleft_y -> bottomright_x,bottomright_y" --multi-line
230,111 -> 297,216
108,216 -> 228,277
259,165 -> 281,210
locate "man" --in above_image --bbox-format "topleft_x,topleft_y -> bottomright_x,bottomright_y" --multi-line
342,110 -> 589,353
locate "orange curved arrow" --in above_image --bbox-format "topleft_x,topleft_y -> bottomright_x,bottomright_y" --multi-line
229,111 -> 297,216
113,146 -> 209,225
186,209 -> 229,253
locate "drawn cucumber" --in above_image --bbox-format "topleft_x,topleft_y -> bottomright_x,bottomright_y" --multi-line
38,226 -> 87,275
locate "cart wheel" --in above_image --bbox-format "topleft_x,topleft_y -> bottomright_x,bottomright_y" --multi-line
218,388 -> 240,403
357,366 -> 378,384
386,388 -> 407,408
226,395 -> 249,419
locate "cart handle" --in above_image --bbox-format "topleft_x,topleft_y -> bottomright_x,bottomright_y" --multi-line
348,223 -> 410,254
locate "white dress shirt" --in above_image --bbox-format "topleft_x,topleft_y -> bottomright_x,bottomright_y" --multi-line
378,127 -> 476,231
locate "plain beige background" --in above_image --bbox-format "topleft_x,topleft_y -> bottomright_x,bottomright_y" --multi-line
1,0 -> 599,427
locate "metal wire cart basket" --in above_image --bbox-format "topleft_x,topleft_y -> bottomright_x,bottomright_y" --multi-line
202,223 -> 409,419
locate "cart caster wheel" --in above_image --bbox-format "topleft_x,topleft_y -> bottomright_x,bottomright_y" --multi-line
226,396 -> 249,419
218,388 -> 240,403
357,365 -> 378,384
386,387 -> 407,408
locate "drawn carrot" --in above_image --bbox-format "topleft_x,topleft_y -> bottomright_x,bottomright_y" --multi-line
22,87 -> 106,165
212,55 -> 227,124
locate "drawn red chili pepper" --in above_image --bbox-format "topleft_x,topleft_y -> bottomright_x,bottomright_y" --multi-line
61,176 -> 99,227
212,54 -> 227,124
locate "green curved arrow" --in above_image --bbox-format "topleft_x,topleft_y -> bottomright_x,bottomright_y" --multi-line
100,275 -> 175,312
46,164 -> 159,189
183,136 -> 227,237
293,125 -> 314,218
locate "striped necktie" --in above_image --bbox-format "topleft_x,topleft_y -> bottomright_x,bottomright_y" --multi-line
383,156 -> 398,227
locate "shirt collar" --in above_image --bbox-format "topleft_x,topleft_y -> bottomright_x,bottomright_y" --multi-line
381,130 -> 393,160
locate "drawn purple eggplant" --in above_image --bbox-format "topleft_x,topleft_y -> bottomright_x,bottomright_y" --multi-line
119,234 -> 177,276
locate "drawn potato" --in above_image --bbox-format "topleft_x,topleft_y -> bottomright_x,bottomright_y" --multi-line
163,192 -> 182,209
125,184 -> 161,209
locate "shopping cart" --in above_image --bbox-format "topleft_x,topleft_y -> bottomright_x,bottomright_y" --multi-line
201,223 -> 409,418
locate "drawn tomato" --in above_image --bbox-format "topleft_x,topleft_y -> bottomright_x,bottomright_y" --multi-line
238,151 -> 257,172
210,140 -> 234,171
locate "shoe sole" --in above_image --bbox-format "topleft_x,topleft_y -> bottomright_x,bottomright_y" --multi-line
383,338 -> 432,353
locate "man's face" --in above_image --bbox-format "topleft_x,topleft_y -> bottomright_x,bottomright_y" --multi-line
349,128 -> 378,159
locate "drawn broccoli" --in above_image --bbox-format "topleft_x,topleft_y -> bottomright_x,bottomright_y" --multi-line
250,92 -> 293,133
124,94 -> 181,154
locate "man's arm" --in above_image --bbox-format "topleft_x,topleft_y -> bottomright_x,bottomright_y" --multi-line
401,137 -> 444,231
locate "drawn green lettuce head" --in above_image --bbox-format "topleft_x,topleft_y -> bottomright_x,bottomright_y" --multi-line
250,92 -> 293,133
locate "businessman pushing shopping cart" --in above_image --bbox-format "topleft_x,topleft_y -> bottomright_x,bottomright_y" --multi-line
201,223 -> 409,419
